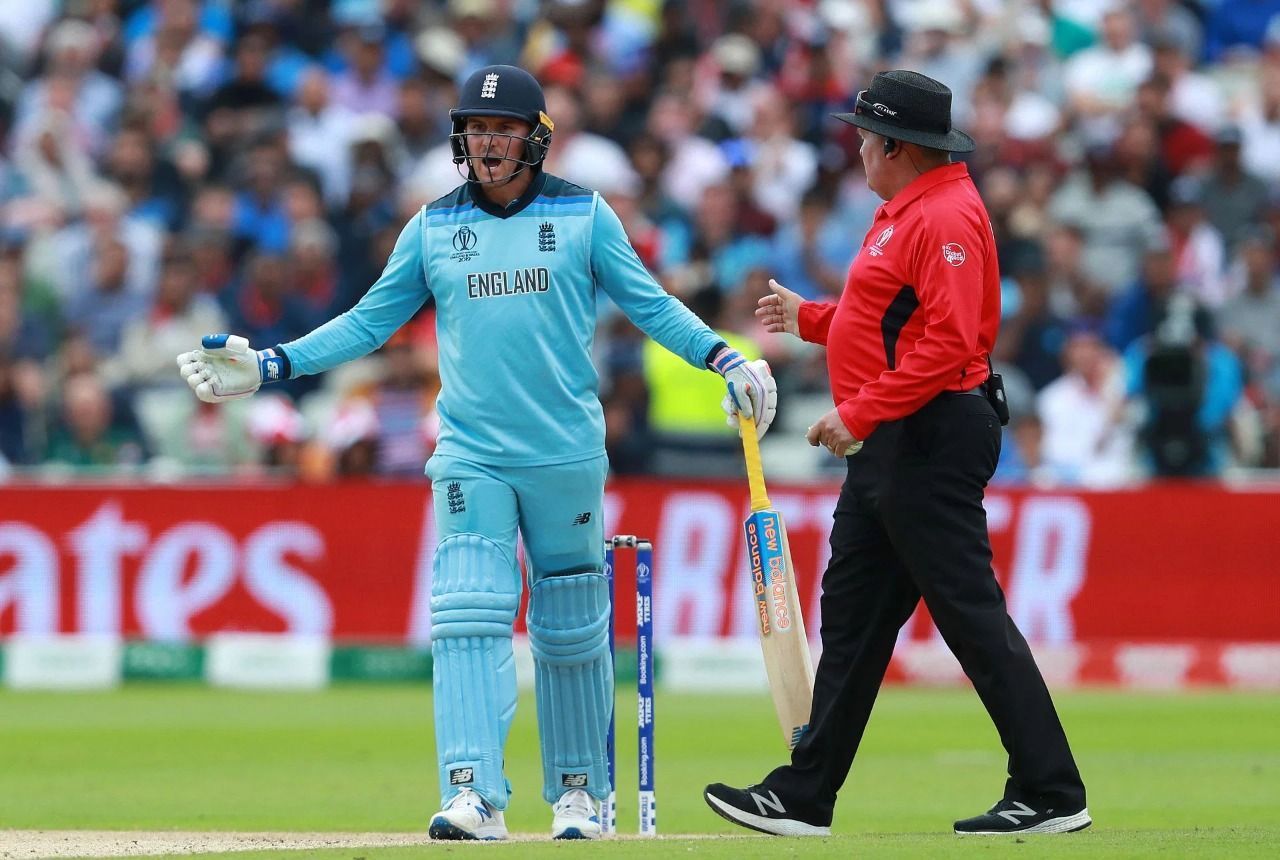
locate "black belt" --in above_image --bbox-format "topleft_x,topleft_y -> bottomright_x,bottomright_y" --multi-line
958,384 -> 987,397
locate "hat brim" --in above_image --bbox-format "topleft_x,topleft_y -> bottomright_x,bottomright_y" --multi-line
833,111 -> 975,153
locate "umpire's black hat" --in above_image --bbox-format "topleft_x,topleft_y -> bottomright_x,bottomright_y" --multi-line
834,70 -> 975,153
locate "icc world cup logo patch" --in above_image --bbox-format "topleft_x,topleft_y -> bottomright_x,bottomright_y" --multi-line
451,225 -> 479,262
453,226 -> 477,251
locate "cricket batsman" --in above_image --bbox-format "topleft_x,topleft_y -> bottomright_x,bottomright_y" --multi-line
176,65 -> 777,840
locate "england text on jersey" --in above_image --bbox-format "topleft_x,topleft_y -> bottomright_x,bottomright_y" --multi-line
466,267 -> 551,299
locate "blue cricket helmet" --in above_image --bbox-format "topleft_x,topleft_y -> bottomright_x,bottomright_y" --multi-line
449,64 -> 555,174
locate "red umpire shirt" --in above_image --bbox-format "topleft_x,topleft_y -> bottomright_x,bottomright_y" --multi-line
797,162 -> 999,441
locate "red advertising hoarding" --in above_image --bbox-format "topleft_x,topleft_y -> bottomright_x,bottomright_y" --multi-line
1,481 -> 1277,649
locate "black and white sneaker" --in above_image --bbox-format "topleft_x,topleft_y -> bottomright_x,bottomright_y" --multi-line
954,799 -> 1091,835
703,783 -> 831,837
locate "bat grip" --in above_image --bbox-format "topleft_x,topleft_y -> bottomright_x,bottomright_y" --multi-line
740,414 -> 771,512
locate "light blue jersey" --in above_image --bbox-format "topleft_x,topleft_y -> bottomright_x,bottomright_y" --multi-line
282,173 -> 722,466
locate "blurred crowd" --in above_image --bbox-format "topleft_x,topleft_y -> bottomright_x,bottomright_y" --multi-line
1,0 -> 1279,485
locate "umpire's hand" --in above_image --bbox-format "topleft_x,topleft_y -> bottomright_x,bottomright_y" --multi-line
807,408 -> 863,458
756,278 -> 802,336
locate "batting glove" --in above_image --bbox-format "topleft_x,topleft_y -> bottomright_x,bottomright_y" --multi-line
712,350 -> 778,439
176,334 -> 288,403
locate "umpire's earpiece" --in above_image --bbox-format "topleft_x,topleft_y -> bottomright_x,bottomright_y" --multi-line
883,137 -> 897,157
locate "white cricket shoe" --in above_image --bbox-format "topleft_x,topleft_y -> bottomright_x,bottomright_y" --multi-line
429,787 -> 508,841
552,788 -> 603,840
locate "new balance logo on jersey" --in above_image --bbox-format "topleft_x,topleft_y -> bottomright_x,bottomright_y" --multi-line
449,767 -> 474,785
572,512 -> 591,525
561,773 -> 588,787
447,482 -> 466,514
480,73 -> 499,98
751,790 -> 787,817
538,222 -> 556,252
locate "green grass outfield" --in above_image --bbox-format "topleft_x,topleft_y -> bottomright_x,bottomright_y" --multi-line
1,685 -> 1277,858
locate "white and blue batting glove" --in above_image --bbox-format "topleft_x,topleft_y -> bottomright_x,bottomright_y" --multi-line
176,334 -> 288,403
712,350 -> 778,439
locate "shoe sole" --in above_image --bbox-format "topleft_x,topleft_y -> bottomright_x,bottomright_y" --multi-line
955,809 -> 1092,836
703,791 -> 831,837
552,827 -> 600,840
429,816 -> 507,841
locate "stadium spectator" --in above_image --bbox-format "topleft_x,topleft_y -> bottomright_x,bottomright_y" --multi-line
767,186 -> 849,300
1133,0 -> 1204,61
995,247 -> 1069,392
1048,137 -> 1163,294
1218,228 -> 1280,466
141,395 -> 257,475
992,412 -> 1052,487
232,140 -> 291,254
1106,231 -> 1181,352
331,24 -> 398,119
45,371 -> 147,469
15,18 -> 122,157
220,253 -> 312,391
1198,126 -> 1269,254
246,392 -> 308,475
11,77 -> 101,218
1164,176 -> 1228,306
0,354 -> 37,468
1151,37 -> 1223,135
895,1 -> 983,126
204,29 -> 284,146
1241,63 -> 1280,183
540,84 -> 637,195
1218,227 -> 1280,366
743,84 -> 818,224
0,255 -> 54,365
123,0 -> 224,100
63,234 -> 151,357
1063,7 -> 1152,124
355,330 -> 439,478
700,33 -> 766,138
102,245 -> 226,391
1133,74 -> 1214,176
287,68 -> 358,207
1037,326 -> 1136,487
1204,0 -> 1280,61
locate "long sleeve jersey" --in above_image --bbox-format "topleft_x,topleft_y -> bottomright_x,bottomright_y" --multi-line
281,172 -> 723,466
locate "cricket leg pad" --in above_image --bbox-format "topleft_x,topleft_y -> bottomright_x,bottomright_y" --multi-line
527,572 -> 613,804
430,533 -> 520,810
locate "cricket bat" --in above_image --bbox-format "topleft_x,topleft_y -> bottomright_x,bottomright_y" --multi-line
739,414 -> 815,750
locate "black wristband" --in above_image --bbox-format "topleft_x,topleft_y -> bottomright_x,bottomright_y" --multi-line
704,341 -> 729,369
271,345 -> 294,380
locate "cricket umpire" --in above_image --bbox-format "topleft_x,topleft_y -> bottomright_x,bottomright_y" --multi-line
704,71 -> 1089,837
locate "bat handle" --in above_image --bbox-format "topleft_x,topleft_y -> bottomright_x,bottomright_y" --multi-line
740,413 -> 771,512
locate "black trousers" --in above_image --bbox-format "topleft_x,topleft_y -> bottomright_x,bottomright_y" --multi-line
764,389 -> 1085,824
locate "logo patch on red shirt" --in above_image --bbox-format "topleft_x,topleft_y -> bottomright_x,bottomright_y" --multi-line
869,225 -> 894,256
942,243 -> 966,266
